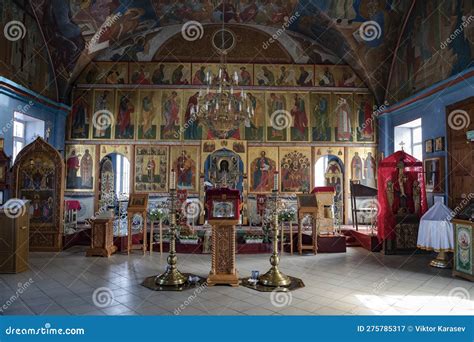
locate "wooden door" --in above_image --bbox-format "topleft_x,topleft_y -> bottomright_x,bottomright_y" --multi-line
447,97 -> 474,208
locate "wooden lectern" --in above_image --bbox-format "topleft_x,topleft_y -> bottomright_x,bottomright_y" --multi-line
127,194 -> 149,254
87,211 -> 117,257
206,188 -> 240,287
297,193 -> 319,255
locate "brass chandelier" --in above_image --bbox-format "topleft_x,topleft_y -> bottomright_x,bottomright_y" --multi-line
193,24 -> 253,139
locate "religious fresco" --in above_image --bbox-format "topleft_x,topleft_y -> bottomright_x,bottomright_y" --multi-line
244,92 -> 265,141
137,90 -> 160,140
388,0 -> 474,103
161,90 -> 183,140
248,147 -> 278,193
279,147 -> 311,193
315,65 -> 363,88
170,146 -> 200,193
134,146 -> 168,193
73,62 -> 368,90
65,145 -> 96,191
227,63 -> 253,86
292,0 -> 412,102
191,63 -> 221,85
288,92 -> 310,141
69,87 -> 374,143
354,93 -> 375,142
92,89 -> 115,139
153,1 -> 298,25
311,92 -> 332,142
69,90 -> 91,140
130,63 -> 191,85
77,62 -> 128,84
115,90 -> 137,140
254,65 -> 279,86
0,0 -> 57,100
332,93 -> 354,142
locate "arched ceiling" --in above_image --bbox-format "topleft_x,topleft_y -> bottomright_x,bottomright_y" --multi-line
29,0 -> 414,104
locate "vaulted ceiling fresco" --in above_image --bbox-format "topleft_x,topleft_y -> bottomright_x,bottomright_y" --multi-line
20,0 -> 473,104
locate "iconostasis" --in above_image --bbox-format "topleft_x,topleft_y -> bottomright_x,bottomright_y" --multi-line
66,62 -> 378,224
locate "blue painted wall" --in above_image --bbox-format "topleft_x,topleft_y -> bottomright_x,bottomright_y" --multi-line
378,67 -> 474,204
0,77 -> 69,157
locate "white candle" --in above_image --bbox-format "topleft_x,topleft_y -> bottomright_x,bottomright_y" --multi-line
273,171 -> 279,191
170,169 -> 176,190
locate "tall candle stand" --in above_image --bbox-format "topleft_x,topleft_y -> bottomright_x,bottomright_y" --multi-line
154,188 -> 188,286
258,189 -> 291,287
142,171 -> 204,291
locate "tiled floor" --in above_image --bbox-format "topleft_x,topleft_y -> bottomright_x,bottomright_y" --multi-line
0,247 -> 472,316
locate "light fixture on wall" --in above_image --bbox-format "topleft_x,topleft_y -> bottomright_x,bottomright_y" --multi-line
194,19 -> 253,139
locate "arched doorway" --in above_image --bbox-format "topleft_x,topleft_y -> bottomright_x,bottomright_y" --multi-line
99,153 -> 130,209
314,155 -> 345,224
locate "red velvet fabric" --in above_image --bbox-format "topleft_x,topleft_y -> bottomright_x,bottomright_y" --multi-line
65,200 -> 81,211
376,150 -> 428,241
311,186 -> 336,193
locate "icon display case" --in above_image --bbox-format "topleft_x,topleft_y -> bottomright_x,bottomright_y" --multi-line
452,200 -> 474,282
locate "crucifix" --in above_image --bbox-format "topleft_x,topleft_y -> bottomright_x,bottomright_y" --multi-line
399,141 -> 405,151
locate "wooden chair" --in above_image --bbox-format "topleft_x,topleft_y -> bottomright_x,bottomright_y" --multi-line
280,220 -> 294,255
149,217 -> 164,255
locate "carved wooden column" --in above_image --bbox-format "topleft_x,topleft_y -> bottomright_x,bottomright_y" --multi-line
207,220 -> 238,286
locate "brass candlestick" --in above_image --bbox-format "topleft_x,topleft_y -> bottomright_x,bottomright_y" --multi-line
154,188 -> 187,286
259,190 -> 291,287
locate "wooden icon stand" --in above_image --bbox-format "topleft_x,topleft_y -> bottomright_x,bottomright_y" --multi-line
206,188 -> 240,287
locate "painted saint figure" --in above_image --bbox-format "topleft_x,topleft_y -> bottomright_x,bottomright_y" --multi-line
290,94 -> 308,140
252,151 -> 274,192
312,95 -> 331,141
80,149 -> 93,188
162,91 -> 180,138
67,150 -> 80,188
351,152 -> 363,180
116,94 -> 134,139
184,92 -> 200,140
140,95 -> 155,139
335,97 -> 352,141
363,152 -> 376,188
